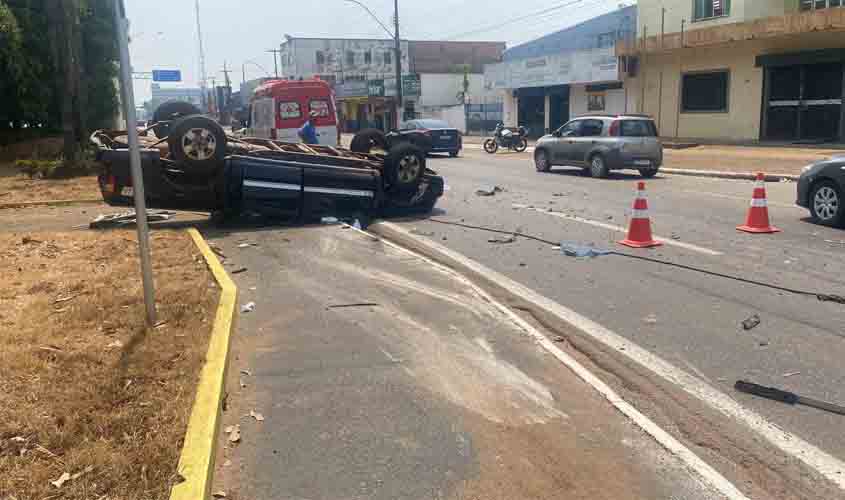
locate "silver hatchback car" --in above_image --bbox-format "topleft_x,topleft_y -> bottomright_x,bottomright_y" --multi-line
534,114 -> 663,178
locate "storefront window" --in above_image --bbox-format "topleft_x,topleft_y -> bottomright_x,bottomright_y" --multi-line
682,71 -> 729,112
693,0 -> 730,21
800,0 -> 842,9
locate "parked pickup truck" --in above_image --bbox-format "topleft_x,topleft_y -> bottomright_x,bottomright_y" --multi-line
90,112 -> 444,223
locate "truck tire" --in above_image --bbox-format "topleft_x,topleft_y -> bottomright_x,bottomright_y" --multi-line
385,143 -> 426,193
152,101 -> 203,139
168,115 -> 228,177
350,128 -> 387,153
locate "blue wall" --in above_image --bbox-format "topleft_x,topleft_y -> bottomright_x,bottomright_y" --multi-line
503,6 -> 637,61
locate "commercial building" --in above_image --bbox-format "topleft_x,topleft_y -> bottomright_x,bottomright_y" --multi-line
618,0 -> 845,143
484,6 -> 637,136
278,37 -> 504,132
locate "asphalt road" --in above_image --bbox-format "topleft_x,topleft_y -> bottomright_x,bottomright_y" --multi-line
398,148 -> 845,462
206,225 -> 725,500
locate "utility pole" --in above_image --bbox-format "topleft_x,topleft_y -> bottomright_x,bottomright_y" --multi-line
221,60 -> 232,89
195,0 -> 208,111
393,0 -> 403,126
267,48 -> 281,78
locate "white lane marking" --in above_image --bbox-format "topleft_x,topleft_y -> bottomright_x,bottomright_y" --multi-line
373,221 -> 845,491
680,189 -> 798,209
512,204 -> 723,256
361,222 -> 749,500
379,347 -> 402,363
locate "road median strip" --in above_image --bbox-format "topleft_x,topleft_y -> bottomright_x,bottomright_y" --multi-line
170,229 -> 238,500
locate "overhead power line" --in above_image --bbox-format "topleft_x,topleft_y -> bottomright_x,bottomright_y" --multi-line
440,0 -> 592,40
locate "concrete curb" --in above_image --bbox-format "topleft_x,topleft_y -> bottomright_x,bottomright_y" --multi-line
661,168 -> 799,182
0,198 -> 103,210
171,229 -> 238,500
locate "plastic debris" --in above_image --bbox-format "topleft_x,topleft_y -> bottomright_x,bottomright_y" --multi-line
321,216 -> 339,224
241,302 -> 256,313
783,371 -> 801,378
742,314 -> 761,331
488,235 -> 516,244
643,314 -> 658,325
249,410 -> 265,422
90,210 -> 174,229
559,242 -> 611,258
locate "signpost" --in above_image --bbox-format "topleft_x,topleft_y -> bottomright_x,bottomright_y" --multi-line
402,74 -> 421,97
152,69 -> 182,82
114,0 -> 157,326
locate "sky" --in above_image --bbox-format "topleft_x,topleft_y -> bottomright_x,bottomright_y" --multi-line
126,0 -> 629,102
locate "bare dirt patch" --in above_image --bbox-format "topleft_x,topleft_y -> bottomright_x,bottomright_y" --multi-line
0,230 -> 219,500
0,164 -> 99,205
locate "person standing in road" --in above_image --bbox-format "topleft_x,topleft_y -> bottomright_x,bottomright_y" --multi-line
298,110 -> 319,145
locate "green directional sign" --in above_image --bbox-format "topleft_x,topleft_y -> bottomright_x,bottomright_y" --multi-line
402,74 -> 421,97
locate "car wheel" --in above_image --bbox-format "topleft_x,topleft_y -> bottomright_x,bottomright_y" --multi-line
639,167 -> 659,178
483,139 -> 498,154
385,143 -> 426,193
167,115 -> 228,177
810,180 -> 844,227
151,101 -> 202,139
350,128 -> 387,153
514,138 -> 528,153
534,149 -> 551,172
449,151 -> 459,158
589,154 -> 608,178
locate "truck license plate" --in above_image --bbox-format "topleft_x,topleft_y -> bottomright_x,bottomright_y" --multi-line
634,160 -> 651,166
121,187 -> 134,197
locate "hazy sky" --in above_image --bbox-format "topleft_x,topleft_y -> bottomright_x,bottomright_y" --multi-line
127,0 -> 627,101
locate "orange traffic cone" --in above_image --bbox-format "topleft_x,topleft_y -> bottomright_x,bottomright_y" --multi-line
737,173 -> 780,234
619,182 -> 662,248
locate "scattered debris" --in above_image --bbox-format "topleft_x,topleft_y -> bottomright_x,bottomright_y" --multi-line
154,320 -> 168,329
475,186 -> 503,196
824,239 -> 845,246
38,345 -> 63,353
742,314 -> 761,331
240,302 -> 256,313
328,302 -> 380,309
224,425 -> 234,434
560,242 -> 611,258
228,425 -> 241,443
442,236 -> 448,241
249,410 -> 265,422
10,436 -> 26,443
223,459 -> 232,467
212,491 -> 227,498
783,371 -> 801,378
240,369 -> 252,376
249,286 -> 257,291
643,314 -> 658,325
21,235 -> 41,244
758,340 -> 769,347
410,228 -> 435,237
553,336 -> 566,343
90,210 -> 175,229
519,262 -> 527,267
54,294 -> 81,304
237,243 -> 254,248
488,235 -> 516,244
231,267 -> 248,274
210,245 -> 227,259
51,466 -> 94,489
106,340 -> 124,349
670,233 -> 682,240
735,380 -> 845,416
552,192 -> 567,197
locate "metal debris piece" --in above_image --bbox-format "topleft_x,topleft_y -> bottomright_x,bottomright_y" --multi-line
475,186 -> 503,196
783,371 -> 801,378
488,235 -> 516,244
231,267 -> 248,274
89,210 -> 175,229
249,410 -> 265,422
328,302 -> 380,309
742,314 -> 761,331
735,380 -> 845,416
240,302 -> 256,313
410,228 -> 435,237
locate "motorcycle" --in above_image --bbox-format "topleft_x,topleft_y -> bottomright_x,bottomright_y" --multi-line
483,123 -> 529,154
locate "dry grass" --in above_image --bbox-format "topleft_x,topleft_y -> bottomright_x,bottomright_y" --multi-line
0,230 -> 218,500
0,164 -> 99,204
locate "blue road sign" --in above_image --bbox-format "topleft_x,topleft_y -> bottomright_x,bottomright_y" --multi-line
152,70 -> 182,82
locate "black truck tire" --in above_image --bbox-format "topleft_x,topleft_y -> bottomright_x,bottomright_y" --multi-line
168,115 -> 228,177
384,143 -> 426,193
350,128 -> 387,153
152,101 -> 203,139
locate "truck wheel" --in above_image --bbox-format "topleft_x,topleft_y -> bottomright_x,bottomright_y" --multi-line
350,128 -> 387,153
152,101 -> 202,139
168,115 -> 227,177
385,143 -> 426,193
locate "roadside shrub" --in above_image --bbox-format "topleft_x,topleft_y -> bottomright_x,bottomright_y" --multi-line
15,159 -> 101,179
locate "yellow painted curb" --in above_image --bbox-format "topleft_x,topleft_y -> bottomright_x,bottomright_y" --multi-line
171,228 -> 238,500
0,198 -> 103,210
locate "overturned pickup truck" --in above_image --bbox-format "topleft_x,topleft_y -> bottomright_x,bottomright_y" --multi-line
90,108 -> 443,223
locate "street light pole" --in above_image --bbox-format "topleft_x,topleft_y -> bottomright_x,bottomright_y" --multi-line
113,0 -> 157,326
267,49 -> 281,78
393,0 -> 403,126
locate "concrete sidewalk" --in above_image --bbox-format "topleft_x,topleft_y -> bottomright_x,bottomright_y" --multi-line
207,224 -> 728,500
